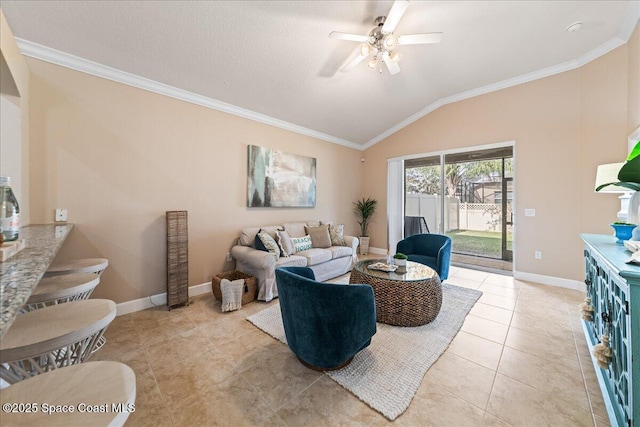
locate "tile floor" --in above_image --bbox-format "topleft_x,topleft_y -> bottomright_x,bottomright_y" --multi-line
93,264 -> 610,426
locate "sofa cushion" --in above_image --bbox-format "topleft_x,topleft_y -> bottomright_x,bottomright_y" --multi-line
295,248 -> 332,266
305,224 -> 331,248
276,229 -> 294,257
329,224 -> 347,246
256,230 -> 280,259
291,235 -> 312,252
328,246 -> 352,259
282,222 -> 307,238
240,225 -> 281,247
276,255 -> 307,268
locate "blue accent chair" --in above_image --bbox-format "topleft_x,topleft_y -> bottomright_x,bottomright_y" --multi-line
275,266 -> 377,371
396,233 -> 452,280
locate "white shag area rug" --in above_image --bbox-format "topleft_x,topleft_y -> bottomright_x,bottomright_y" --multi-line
247,283 -> 482,420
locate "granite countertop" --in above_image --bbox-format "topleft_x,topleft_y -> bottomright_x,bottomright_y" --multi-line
0,224 -> 73,338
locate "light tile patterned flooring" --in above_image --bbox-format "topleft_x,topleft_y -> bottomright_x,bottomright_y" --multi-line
93,264 -> 610,426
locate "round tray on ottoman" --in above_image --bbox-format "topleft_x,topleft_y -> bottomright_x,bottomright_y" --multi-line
212,270 -> 258,305
349,259 -> 442,327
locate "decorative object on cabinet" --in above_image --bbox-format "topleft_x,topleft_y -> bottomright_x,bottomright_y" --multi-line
595,140 -> 640,230
581,234 -> 639,427
247,145 -> 316,208
166,211 -> 189,309
610,222 -> 638,243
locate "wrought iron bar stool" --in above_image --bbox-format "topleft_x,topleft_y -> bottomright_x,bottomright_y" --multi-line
20,273 -> 107,353
21,273 -> 101,313
0,361 -> 136,426
0,299 -> 116,384
43,258 -> 109,277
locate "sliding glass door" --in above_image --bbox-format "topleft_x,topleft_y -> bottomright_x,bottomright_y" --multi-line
403,146 -> 514,265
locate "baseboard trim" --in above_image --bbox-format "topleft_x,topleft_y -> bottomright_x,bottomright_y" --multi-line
116,281 -> 212,316
513,271 -> 585,292
367,246 -> 387,255
115,269 -> 583,315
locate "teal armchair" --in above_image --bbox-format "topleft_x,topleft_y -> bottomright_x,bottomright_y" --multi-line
396,233 -> 452,280
275,266 -> 376,371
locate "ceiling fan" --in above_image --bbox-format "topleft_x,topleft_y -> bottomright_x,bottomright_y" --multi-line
329,0 -> 442,75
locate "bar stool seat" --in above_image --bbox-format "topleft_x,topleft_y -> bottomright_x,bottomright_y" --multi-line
44,258 -> 109,277
0,299 -> 116,384
0,361 -> 136,426
21,273 -> 101,312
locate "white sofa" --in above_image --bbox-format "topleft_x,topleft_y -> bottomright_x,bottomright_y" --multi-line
230,222 -> 359,301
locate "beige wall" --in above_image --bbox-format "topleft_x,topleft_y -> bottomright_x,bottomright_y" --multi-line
629,25 -> 640,133
363,43 -> 630,282
0,9 -> 30,225
28,58 -> 363,303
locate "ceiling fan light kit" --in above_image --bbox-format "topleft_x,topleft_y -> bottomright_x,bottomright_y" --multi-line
329,0 -> 442,76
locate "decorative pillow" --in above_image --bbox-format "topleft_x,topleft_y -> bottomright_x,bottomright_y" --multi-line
329,223 -> 347,246
305,224 -> 331,248
255,229 -> 280,259
291,235 -> 313,253
221,278 -> 244,312
276,229 -> 294,257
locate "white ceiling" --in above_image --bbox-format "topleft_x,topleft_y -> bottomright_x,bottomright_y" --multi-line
2,1 -> 638,148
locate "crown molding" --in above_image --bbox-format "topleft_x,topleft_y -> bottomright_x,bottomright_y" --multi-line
15,38 -> 363,151
618,0 -> 640,41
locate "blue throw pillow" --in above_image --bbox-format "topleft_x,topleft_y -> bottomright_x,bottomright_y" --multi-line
255,229 -> 268,251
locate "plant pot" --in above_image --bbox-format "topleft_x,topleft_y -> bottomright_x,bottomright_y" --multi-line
393,258 -> 407,267
359,236 -> 370,255
611,223 -> 637,243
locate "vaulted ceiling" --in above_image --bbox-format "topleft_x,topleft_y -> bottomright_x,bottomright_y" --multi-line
2,1 -> 637,149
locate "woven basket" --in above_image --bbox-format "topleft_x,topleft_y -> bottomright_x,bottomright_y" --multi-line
212,270 -> 258,305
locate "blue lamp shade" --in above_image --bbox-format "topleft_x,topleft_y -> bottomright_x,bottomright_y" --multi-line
610,223 -> 637,243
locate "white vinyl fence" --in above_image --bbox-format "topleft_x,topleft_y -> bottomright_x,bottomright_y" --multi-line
406,194 -> 506,233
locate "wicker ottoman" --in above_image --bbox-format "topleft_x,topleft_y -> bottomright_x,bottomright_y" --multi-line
212,270 -> 258,305
349,259 -> 442,326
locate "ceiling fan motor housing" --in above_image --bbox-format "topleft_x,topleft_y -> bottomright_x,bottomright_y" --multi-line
368,16 -> 397,61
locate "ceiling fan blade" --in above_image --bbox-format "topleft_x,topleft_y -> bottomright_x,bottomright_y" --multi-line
382,52 -> 401,75
329,31 -> 369,42
381,0 -> 410,34
397,33 -> 443,45
340,48 -> 368,73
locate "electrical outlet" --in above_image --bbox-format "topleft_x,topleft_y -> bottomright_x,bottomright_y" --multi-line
535,251 -> 542,260
55,208 -> 68,222
525,209 -> 536,217
226,252 -> 233,262
55,225 -> 68,238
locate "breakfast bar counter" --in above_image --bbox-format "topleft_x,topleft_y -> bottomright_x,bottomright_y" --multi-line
0,224 -> 73,338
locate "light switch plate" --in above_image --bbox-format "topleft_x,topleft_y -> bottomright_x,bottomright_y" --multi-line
525,209 -> 536,217
55,208 -> 68,222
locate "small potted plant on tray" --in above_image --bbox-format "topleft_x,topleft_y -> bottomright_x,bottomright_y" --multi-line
393,253 -> 408,267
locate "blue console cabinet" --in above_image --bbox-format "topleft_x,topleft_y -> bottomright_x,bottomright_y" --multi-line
582,234 -> 639,427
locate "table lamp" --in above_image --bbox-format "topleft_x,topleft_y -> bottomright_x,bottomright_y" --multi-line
594,162 -> 634,223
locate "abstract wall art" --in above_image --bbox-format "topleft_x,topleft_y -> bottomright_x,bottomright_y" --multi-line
247,145 -> 317,208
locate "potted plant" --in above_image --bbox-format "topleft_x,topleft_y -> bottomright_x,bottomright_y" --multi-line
353,197 -> 378,255
610,222 -> 637,243
393,252 -> 408,267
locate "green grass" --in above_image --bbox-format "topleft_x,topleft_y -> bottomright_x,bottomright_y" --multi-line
446,230 -> 512,258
